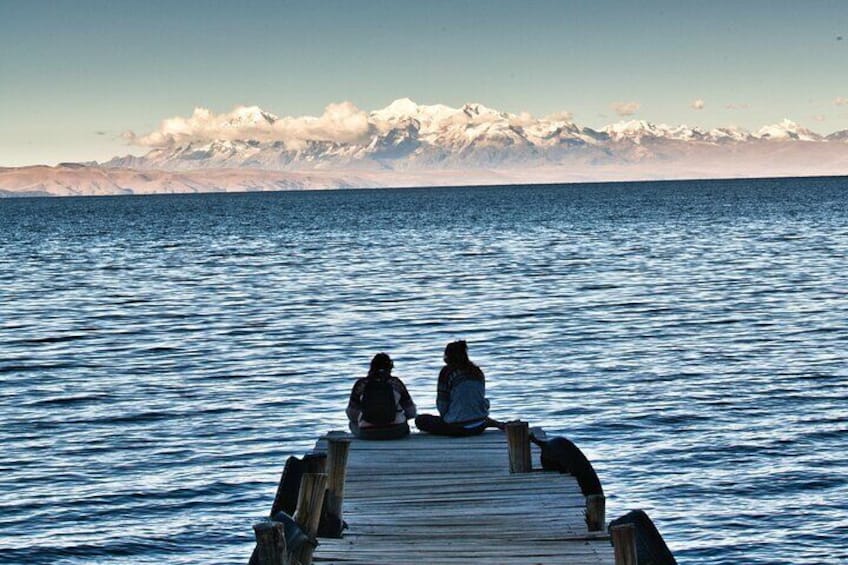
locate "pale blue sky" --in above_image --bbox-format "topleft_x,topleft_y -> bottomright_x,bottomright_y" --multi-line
2,0 -> 847,166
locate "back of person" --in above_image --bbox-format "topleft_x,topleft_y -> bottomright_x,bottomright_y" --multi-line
415,340 -> 500,437
347,353 -> 417,440
439,364 -> 489,424
361,376 -> 401,426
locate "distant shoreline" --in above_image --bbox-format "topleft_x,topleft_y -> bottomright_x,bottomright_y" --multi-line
1,164 -> 847,199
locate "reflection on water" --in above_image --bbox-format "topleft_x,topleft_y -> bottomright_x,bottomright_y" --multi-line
1,178 -> 846,564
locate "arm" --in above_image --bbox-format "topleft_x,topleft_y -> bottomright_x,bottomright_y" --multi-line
436,367 -> 451,417
346,379 -> 364,423
479,366 -> 490,412
393,378 -> 417,420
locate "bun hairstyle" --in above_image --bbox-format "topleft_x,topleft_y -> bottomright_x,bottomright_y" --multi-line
443,340 -> 470,366
368,352 -> 394,379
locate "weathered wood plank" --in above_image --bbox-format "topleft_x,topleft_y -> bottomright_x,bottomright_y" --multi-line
311,430 -> 613,564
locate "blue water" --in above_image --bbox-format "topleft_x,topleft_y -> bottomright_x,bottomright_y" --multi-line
1,178 -> 846,564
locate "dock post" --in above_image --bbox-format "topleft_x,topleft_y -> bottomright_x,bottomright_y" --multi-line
325,436 -> 351,534
252,521 -> 288,565
586,494 -> 606,531
293,472 -> 328,565
270,452 -> 327,518
611,522 -> 638,565
304,452 -> 327,474
505,421 -> 532,473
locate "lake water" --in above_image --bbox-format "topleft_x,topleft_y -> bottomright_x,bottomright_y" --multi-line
1,177 -> 846,564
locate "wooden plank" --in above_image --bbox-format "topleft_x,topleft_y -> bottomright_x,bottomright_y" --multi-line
310,430 -> 613,564
314,541 -> 615,564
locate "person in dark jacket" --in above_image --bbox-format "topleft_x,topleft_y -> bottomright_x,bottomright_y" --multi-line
415,340 -> 500,436
347,353 -> 416,440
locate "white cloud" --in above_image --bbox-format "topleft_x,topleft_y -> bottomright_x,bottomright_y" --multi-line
275,102 -> 373,148
834,97 -> 848,106
691,99 -> 705,110
612,102 -> 640,116
504,111 -> 537,127
725,103 -> 750,110
128,102 -> 373,148
544,110 -> 574,122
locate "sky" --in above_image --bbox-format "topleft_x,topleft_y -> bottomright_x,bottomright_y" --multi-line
1,0 -> 847,166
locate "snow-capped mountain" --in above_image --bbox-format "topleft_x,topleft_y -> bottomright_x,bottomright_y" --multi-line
827,129 -> 848,141
223,105 -> 278,128
104,99 -> 847,173
4,99 -> 848,197
756,119 -> 822,141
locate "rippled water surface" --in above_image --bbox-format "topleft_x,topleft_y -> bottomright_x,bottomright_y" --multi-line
1,178 -> 846,564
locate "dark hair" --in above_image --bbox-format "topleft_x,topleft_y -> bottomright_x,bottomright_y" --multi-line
443,340 -> 470,366
443,340 -> 483,379
368,352 -> 393,379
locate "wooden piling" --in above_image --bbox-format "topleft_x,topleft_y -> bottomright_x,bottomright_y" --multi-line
270,452 -> 327,518
586,494 -> 606,532
505,421 -> 532,473
611,522 -> 638,565
293,472 -> 328,565
324,436 -> 351,531
252,521 -> 288,565
304,452 -> 327,474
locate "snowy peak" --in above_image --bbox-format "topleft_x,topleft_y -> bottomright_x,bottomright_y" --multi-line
708,126 -> 753,143
603,120 -> 711,143
371,98 -> 462,128
602,120 -> 760,144
604,120 -> 669,142
376,97 -> 420,118
373,99 -> 513,127
224,105 -> 278,127
460,102 -> 502,119
756,119 -> 821,141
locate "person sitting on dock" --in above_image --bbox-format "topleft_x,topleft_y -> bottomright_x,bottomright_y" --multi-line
415,340 -> 501,436
347,353 -> 417,440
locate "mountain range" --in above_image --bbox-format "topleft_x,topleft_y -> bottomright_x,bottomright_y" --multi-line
3,99 -> 848,197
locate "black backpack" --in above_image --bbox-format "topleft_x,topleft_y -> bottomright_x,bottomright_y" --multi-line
361,378 -> 397,425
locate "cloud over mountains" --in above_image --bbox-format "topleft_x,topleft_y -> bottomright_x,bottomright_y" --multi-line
612,102 -> 641,116
125,102 -> 373,149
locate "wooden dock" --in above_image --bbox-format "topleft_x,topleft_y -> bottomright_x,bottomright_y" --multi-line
311,430 -> 615,564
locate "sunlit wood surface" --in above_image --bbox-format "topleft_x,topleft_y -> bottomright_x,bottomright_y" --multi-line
313,430 -> 613,564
